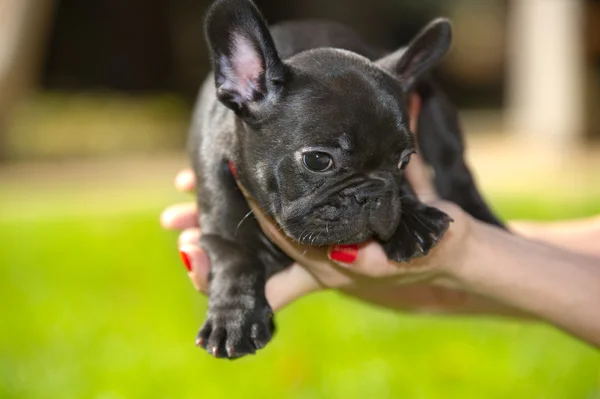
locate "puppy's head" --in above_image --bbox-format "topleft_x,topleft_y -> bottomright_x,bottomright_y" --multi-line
204,0 -> 451,245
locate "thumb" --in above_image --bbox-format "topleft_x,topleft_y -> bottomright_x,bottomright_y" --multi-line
405,151 -> 438,202
405,93 -> 438,201
265,263 -> 322,312
327,241 -> 403,278
327,240 -> 439,281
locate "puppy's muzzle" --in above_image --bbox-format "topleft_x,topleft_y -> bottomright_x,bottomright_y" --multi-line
338,178 -> 400,240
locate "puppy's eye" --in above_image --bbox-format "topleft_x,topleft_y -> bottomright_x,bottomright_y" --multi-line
303,151 -> 333,172
398,150 -> 416,170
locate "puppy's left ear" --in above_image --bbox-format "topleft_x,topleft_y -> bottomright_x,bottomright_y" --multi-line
204,0 -> 286,118
376,18 -> 452,92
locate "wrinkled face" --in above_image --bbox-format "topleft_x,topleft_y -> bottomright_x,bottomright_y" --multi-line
241,50 -> 415,245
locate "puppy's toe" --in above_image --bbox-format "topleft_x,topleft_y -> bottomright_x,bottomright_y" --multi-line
250,315 -> 274,350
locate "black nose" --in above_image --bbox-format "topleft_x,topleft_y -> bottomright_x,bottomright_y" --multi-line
353,191 -> 378,206
341,182 -> 383,207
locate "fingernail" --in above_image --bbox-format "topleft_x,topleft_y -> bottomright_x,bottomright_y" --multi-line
160,209 -> 174,227
179,249 -> 192,272
329,244 -> 359,264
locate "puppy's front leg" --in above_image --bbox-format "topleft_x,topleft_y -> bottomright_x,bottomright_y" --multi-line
195,161 -> 290,359
198,234 -> 274,359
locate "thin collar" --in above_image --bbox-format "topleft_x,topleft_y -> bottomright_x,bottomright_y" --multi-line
228,160 -> 239,179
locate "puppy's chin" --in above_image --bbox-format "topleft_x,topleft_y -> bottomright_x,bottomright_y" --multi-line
277,216 -> 395,246
289,229 -> 373,246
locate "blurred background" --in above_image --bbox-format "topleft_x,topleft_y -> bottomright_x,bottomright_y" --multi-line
1,0 -> 599,398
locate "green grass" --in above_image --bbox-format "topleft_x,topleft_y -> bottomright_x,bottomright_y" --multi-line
1,191 -> 599,399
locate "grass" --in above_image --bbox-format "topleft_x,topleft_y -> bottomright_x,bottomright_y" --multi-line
0,183 -> 599,399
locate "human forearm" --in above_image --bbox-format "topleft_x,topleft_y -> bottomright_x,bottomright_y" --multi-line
510,215 -> 600,258
456,221 -> 600,347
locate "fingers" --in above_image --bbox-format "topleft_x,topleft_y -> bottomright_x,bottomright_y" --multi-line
160,203 -> 198,230
265,264 -> 322,312
178,227 -> 200,247
178,228 -> 204,291
175,169 -> 196,192
409,93 -> 421,132
179,244 -> 210,293
328,241 -> 428,279
406,93 -> 438,201
405,152 -> 438,202
167,169 -> 206,292
175,221 -> 321,311
177,239 -> 322,311
161,170 -> 198,230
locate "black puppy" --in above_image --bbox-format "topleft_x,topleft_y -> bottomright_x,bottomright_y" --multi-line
188,0 -> 503,359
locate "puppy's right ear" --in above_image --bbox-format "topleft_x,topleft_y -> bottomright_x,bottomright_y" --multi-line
376,19 -> 452,92
204,0 -> 286,117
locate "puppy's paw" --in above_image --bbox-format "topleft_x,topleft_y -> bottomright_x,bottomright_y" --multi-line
383,204 -> 452,262
196,300 -> 274,360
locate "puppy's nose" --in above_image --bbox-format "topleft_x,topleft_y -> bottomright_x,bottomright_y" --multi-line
353,191 -> 379,206
341,183 -> 382,206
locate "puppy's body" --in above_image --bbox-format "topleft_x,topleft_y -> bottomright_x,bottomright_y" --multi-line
189,0 -> 503,359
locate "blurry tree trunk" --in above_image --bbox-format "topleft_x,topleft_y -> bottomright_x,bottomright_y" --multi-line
505,0 -> 585,151
0,0 -> 55,160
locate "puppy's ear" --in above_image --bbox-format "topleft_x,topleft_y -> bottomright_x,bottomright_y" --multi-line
376,19 -> 451,91
204,0 -> 286,117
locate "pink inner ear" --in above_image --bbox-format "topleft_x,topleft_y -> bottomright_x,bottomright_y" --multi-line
226,32 -> 264,101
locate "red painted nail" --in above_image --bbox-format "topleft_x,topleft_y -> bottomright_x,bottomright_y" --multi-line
179,250 -> 192,272
329,244 -> 359,264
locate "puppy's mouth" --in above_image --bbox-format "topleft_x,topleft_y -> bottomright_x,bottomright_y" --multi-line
278,202 -> 401,246
282,223 -> 375,246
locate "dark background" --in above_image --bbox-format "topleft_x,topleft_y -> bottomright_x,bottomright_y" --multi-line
41,0 -> 509,107
3,0 -> 599,162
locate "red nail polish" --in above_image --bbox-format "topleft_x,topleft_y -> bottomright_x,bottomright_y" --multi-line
179,250 -> 192,272
329,244 -> 359,264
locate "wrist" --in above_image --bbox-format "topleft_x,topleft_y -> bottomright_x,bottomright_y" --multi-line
431,207 -> 482,287
447,217 -> 506,289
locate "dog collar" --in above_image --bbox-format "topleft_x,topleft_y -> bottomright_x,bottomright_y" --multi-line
228,160 -> 239,179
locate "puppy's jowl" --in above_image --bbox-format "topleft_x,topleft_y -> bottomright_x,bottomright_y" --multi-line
188,0 -> 503,359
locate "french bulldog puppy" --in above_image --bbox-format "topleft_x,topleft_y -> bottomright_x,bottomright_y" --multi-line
188,0 -> 503,359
